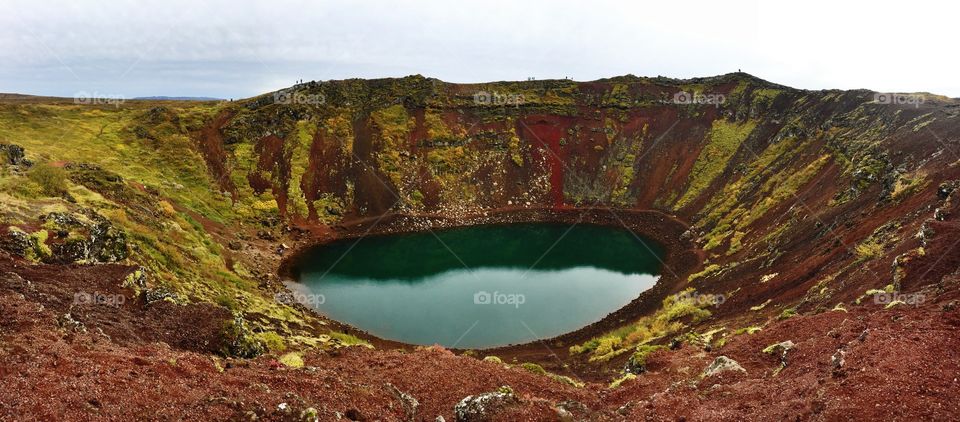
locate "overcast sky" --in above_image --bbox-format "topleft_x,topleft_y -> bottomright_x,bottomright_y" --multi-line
1,0 -> 956,99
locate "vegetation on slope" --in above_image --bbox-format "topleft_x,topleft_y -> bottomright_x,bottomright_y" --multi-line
0,101 -> 352,356
674,119 -> 758,210
570,288 -> 714,362
1,73 -> 954,370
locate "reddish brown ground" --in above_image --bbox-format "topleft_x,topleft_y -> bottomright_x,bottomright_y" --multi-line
196,110 -> 238,198
2,250 -> 957,421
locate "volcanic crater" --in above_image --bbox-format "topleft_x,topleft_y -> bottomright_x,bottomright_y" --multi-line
1,73 -> 959,420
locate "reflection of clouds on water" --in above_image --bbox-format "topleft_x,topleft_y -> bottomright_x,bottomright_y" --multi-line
295,266 -> 658,348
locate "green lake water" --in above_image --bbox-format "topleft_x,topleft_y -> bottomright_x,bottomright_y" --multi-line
291,223 -> 664,348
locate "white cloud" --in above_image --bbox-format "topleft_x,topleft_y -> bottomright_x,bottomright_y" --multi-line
0,0 -> 955,98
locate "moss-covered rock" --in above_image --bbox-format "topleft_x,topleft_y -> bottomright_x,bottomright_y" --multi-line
220,313 -> 265,358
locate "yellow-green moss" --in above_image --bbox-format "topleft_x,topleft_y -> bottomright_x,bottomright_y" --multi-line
371,104 -> 415,188
609,373 -> 637,389
742,155 -> 829,226
329,332 -> 373,348
674,119 -> 757,210
701,151 -> 829,252
278,352 -> 304,368
27,229 -> 51,262
483,356 -> 503,364
688,264 -> 722,282
286,119 -> 316,219
778,307 -> 797,320
854,224 -> 900,263
702,136 -> 807,225
520,362 -> 547,375
628,344 -> 666,369
425,109 -> 464,142
750,299 -> 771,311
891,171 -> 929,200
256,331 -> 287,353
751,88 -> 782,107
571,288 -> 713,362
733,326 -> 762,335
855,240 -> 884,261
611,130 -> 645,205
508,134 -> 523,166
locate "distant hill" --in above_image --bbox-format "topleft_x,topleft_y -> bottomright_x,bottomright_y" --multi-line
133,96 -> 222,101
0,93 -> 224,104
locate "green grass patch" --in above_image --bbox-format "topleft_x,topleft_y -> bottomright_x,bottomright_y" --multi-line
571,288 -> 713,362
674,119 -> 757,210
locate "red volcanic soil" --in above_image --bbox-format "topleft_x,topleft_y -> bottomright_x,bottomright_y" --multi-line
197,110 -> 238,199
519,115 -> 568,207
2,251 -> 958,421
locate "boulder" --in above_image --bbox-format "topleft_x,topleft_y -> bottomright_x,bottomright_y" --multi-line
555,406 -> 574,422
937,180 -> 959,199
0,227 -> 33,257
387,383 -> 419,422
917,221 -> 935,246
0,143 -> 30,166
702,356 -> 746,378
87,213 -> 129,262
37,211 -> 129,264
764,340 -> 796,371
453,386 -> 518,422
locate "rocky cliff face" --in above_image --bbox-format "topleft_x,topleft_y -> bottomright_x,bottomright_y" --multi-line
201,73 -> 960,323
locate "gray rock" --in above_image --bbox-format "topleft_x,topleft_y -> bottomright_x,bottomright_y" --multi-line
558,400 -> 589,415
765,340 -> 795,355
702,356 -> 746,378
454,386 -> 518,422
555,406 -> 574,422
387,383 -> 419,422
765,340 -> 796,370
0,228 -> 33,257
832,349 -> 846,369
87,212 -> 128,262
57,312 -> 86,333
0,143 -> 30,166
917,221 -> 935,246
30,211 -> 129,264
934,207 -> 948,221
938,180 -> 959,199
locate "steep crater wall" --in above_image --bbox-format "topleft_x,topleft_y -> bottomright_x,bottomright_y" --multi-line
196,73 -> 960,352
